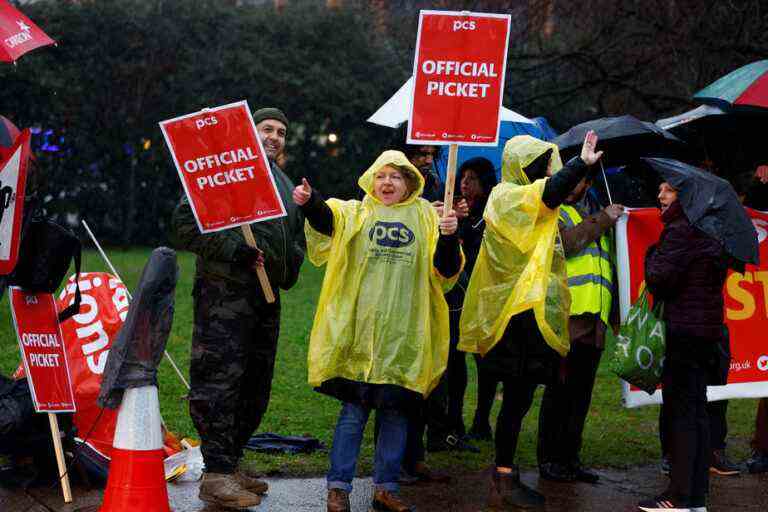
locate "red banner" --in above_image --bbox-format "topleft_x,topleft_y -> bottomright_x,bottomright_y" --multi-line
10,287 -> 75,413
159,100 -> 286,233
0,129 -> 30,275
616,207 -> 768,407
408,10 -> 510,146
0,1 -> 55,63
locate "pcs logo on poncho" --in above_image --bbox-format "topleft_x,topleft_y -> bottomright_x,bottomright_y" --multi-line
369,221 -> 415,248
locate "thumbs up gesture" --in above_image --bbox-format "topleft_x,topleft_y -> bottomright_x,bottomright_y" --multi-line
293,178 -> 312,206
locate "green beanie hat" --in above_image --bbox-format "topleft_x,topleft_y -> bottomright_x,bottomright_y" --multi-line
252,107 -> 289,128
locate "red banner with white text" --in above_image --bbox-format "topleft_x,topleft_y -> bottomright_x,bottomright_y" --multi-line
615,207 -> 768,407
408,10 -> 511,146
159,100 -> 286,233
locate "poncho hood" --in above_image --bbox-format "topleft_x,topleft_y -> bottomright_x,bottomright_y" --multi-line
502,135 -> 563,185
358,150 -> 424,206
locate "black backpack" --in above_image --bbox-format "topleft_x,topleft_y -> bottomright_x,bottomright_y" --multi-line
9,212 -> 82,322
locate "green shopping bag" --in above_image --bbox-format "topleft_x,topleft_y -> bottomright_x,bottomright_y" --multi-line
607,289 -> 666,394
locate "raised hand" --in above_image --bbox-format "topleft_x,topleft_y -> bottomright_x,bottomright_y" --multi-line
292,178 -> 312,206
439,209 -> 458,235
580,130 -> 604,166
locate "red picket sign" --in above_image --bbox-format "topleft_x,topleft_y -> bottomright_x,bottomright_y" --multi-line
159,100 -> 286,233
10,287 -> 76,413
0,0 -> 55,63
0,129 -> 30,275
408,10 -> 511,146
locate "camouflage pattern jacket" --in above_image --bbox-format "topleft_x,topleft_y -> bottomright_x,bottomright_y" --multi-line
171,162 -> 306,290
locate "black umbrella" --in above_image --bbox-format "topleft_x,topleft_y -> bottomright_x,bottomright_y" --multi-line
642,158 -> 759,266
656,105 -> 768,173
553,115 -> 689,168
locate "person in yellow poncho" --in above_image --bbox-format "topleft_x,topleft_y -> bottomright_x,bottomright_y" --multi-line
458,131 -> 603,511
292,150 -> 463,512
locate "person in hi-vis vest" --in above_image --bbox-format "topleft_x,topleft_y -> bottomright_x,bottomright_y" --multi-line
537,172 -> 624,484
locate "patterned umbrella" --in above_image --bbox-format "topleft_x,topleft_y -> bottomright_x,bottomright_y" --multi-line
694,60 -> 768,110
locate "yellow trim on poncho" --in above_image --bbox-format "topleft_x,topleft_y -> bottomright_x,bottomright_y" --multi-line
305,150 -> 463,397
458,136 -> 571,357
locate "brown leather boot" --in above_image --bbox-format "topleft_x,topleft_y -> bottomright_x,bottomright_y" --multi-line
487,466 -> 544,510
199,472 -> 262,509
327,488 -> 351,512
370,489 -> 414,511
234,468 -> 269,495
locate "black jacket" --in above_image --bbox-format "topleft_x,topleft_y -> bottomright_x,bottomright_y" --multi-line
645,200 -> 728,341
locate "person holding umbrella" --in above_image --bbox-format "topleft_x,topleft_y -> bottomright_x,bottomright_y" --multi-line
459,132 -> 604,510
638,158 -> 759,512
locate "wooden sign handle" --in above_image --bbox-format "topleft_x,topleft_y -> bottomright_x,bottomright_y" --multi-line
48,413 -> 72,503
241,225 -> 276,304
442,144 -> 459,214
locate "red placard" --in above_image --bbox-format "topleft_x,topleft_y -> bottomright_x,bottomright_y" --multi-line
617,208 -> 768,407
408,10 -> 511,146
159,100 -> 286,233
0,129 -> 29,275
0,1 -> 55,63
10,287 -> 76,413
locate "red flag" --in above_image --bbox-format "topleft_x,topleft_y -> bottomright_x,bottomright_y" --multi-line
0,0 -> 54,63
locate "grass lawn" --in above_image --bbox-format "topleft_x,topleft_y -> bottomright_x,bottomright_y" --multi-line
0,248 -> 760,476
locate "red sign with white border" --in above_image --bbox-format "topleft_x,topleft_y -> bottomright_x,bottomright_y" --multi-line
408,10 -> 511,146
10,287 -> 76,413
159,100 -> 286,233
0,129 -> 30,275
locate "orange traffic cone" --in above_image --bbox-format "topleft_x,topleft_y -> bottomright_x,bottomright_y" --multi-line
99,386 -> 170,512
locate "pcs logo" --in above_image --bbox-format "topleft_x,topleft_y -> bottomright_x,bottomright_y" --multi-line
369,221 -> 415,248
195,116 -> 218,130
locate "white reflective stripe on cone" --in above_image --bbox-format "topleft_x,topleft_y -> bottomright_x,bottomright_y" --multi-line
113,386 -> 163,451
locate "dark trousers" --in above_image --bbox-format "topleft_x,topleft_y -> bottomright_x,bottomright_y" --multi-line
661,355 -> 710,503
495,379 -> 538,467
661,399 -> 728,454
537,342 -> 603,465
471,353 -> 499,430
753,398 -> 768,455
189,278 -> 281,473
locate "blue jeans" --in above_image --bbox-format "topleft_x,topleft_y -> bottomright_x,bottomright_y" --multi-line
327,401 -> 408,493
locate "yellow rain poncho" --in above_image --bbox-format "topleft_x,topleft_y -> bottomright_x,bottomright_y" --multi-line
306,150 -> 462,397
459,136 -> 571,357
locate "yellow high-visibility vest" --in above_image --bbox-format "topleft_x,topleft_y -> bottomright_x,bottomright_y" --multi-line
559,204 -> 613,324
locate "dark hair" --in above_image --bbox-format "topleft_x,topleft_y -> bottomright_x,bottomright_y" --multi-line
459,157 -> 498,196
523,148 -> 553,181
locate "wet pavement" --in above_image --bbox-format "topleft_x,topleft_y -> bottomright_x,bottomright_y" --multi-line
2,466 -> 766,511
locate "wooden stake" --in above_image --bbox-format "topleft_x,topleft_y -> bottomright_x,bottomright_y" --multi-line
442,144 -> 459,214
241,225 -> 276,303
48,413 -> 72,503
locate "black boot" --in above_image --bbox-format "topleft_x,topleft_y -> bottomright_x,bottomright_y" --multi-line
488,466 -> 545,510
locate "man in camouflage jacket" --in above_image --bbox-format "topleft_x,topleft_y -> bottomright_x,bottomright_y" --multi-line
172,108 -> 305,509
